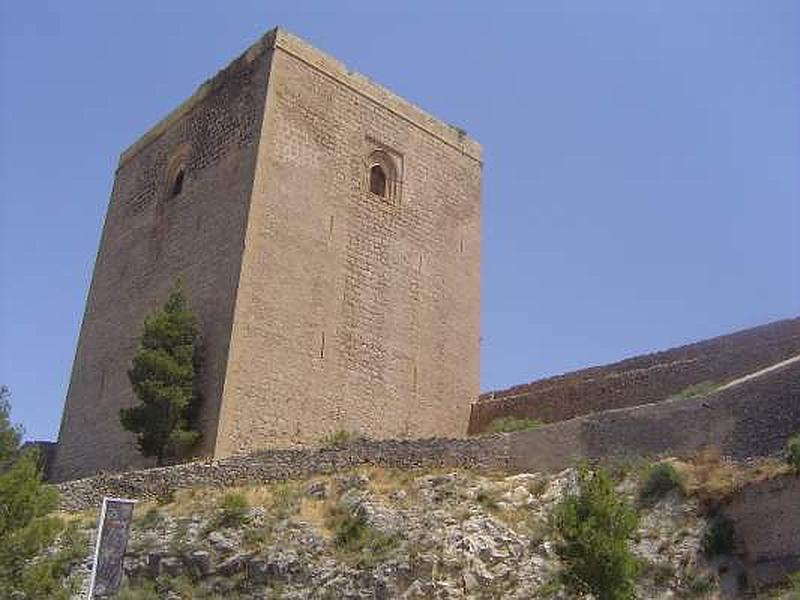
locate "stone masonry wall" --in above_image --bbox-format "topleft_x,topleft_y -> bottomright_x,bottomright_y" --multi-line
56,437 -> 509,512
725,475 -> 800,587
216,30 -> 481,456
506,356 -> 800,473
54,28 -> 482,479
470,317 -> 800,433
57,357 -> 798,512
51,39 -> 275,482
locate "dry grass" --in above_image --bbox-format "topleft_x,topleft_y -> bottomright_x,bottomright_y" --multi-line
672,448 -> 789,511
54,509 -> 97,527
495,506 -> 548,538
298,496 -> 332,538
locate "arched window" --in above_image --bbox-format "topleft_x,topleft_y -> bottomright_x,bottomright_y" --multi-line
369,164 -> 387,197
366,148 -> 400,203
164,144 -> 191,201
171,168 -> 185,198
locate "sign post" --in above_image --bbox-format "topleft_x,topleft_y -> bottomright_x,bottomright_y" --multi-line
87,497 -> 137,598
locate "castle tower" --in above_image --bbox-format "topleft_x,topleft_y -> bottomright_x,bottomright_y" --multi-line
52,29 -> 481,481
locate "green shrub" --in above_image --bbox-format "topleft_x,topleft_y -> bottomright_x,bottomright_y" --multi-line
774,571 -> 800,599
701,513 -> 735,557
243,525 -> 273,550
487,416 -> 544,434
326,503 -> 397,566
320,429 -> 362,449
638,462 -> 686,507
116,580 -> 160,600
787,434 -> 800,475
476,488 -> 499,511
169,519 -> 192,554
551,465 -> 640,600
214,492 -> 250,528
670,381 -> 719,401
0,391 -> 83,599
269,482 -> 300,519
136,507 -> 165,529
684,569 -> 717,596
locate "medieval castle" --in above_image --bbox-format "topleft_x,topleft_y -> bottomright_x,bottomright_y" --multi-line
51,28 -> 800,483
52,29 -> 480,481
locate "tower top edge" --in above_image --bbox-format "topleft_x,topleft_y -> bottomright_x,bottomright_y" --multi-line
119,27 -> 481,167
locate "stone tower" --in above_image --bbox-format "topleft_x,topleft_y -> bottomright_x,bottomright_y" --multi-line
52,29 -> 481,482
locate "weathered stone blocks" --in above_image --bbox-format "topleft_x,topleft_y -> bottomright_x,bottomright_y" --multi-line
52,28 -> 481,481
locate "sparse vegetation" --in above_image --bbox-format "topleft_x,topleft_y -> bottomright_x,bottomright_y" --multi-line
669,380 -> 719,401
269,482 -> 300,519
0,385 -> 21,469
213,492 -> 251,528
22,451 -> 793,598
326,502 -> 398,566
638,461 -> 686,507
116,580 -> 160,600
169,518 -> 192,554
672,448 -> 789,511
486,416 -> 544,434
551,465 -> 640,600
0,387 -> 86,599
476,487 -> 500,511
684,569 -> 717,596
320,429 -> 363,449
643,560 -> 677,587
787,434 -> 800,475
771,571 -> 800,600
701,512 -> 736,557
136,506 -> 165,529
120,284 -> 202,465
243,524 -> 273,550
118,574 -> 245,600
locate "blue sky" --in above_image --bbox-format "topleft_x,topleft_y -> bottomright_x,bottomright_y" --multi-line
1,1 -> 798,442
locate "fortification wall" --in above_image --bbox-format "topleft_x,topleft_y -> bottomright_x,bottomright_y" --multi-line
56,358 -> 798,510
56,437 -> 508,512
216,30 -> 481,455
506,356 -> 800,473
51,39 -> 274,482
726,475 -> 800,587
470,317 -> 800,433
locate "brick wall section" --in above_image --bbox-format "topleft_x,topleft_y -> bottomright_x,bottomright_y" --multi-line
725,475 -> 800,587
55,437 -> 509,512
470,317 -> 800,433
506,357 -> 800,473
216,30 -> 481,455
51,39 -> 274,482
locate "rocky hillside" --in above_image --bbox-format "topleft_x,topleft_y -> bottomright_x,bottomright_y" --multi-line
51,454 -> 798,599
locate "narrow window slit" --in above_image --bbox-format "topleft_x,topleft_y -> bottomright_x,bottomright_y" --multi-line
171,168 -> 185,198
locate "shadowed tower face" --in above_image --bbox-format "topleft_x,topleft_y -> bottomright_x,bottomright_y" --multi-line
52,29 -> 481,482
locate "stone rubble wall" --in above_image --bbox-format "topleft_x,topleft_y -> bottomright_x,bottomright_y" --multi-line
470,317 -> 800,433
57,357 -> 799,513
56,437 -> 510,512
